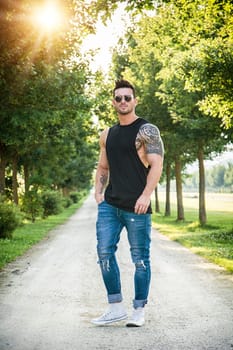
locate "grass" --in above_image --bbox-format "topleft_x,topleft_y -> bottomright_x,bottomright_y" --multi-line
0,196 -> 86,270
152,192 -> 233,273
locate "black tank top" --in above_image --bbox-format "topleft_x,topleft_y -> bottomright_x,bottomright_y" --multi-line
105,117 -> 152,213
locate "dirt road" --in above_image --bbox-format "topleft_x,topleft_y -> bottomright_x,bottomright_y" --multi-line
0,194 -> 233,350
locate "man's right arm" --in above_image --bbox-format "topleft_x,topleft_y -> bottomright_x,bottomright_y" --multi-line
95,129 -> 109,204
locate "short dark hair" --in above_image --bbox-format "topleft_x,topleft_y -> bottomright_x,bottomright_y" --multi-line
113,79 -> 136,97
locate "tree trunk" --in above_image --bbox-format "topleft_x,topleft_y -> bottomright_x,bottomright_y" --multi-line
198,146 -> 207,225
12,153 -> 19,205
175,156 -> 184,221
24,164 -> 30,193
0,143 -> 7,195
165,162 -> 171,216
62,187 -> 69,197
154,187 -> 160,213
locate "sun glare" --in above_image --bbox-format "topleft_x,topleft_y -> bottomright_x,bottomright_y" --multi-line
32,2 -> 62,32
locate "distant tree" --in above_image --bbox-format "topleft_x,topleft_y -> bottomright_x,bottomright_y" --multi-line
224,163 -> 233,191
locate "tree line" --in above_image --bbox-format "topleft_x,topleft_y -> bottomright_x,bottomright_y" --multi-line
0,0 -> 99,205
0,0 -> 232,237
95,0 -> 233,225
185,162 -> 233,192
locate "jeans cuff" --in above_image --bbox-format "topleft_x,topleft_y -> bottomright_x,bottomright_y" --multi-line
133,299 -> 148,308
108,293 -> 123,303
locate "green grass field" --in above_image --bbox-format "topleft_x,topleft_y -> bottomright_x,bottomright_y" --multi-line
152,192 -> 233,273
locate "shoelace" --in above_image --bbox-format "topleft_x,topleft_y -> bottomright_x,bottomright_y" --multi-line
101,311 -> 113,319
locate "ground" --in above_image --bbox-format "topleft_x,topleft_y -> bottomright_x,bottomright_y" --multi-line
0,194 -> 233,350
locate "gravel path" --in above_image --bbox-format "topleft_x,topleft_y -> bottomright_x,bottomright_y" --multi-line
0,193 -> 233,350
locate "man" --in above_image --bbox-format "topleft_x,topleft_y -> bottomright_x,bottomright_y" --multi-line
91,79 -> 164,327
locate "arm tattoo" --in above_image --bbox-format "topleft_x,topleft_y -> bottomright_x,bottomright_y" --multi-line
136,123 -> 164,156
99,173 -> 108,193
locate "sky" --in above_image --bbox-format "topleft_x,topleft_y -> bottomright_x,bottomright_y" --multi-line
81,4 -> 130,72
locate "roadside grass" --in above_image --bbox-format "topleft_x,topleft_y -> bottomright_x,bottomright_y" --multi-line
152,193 -> 233,273
0,196 -> 86,270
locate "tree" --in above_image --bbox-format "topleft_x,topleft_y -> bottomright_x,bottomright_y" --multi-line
110,13 -> 195,220
94,0 -> 158,16
126,1 -> 232,224
224,163 -> 233,191
0,0 -> 98,202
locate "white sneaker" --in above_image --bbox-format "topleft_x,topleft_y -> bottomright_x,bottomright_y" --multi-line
126,307 -> 145,327
91,303 -> 127,325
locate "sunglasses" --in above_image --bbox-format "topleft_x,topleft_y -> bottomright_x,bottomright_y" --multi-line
114,95 -> 134,103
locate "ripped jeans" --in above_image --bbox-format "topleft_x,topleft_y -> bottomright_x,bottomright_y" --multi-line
96,200 -> 151,309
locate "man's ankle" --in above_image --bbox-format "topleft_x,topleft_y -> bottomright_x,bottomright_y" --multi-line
109,301 -> 125,311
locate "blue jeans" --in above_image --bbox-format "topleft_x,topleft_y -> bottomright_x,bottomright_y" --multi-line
96,200 -> 151,309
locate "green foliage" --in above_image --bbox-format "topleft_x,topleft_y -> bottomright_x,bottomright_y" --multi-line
207,162 -> 233,191
62,196 -> 73,208
109,0 -> 233,224
41,191 -> 63,217
21,189 -> 43,222
69,189 -> 90,206
69,192 -> 81,203
0,199 -> 22,239
180,38 -> 233,129
185,161 -> 233,192
91,71 -> 116,129
206,229 -> 233,245
0,0 -> 98,201
224,163 -> 233,189
94,0 -> 156,20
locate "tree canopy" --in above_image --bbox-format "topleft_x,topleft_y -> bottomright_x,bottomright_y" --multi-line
1,0 -> 232,226
105,0 -> 233,223
0,0 -> 98,200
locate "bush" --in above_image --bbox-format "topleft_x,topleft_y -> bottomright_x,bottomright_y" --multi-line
62,196 -> 73,208
0,200 -> 22,239
70,190 -> 88,204
69,192 -> 80,203
21,190 -> 43,222
41,191 -> 63,217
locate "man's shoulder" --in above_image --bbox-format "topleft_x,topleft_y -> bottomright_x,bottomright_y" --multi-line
139,120 -> 160,134
138,122 -> 164,156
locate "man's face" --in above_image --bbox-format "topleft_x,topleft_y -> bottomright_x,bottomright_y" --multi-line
112,87 -> 137,115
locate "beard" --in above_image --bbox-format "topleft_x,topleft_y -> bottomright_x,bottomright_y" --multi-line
115,104 -> 133,115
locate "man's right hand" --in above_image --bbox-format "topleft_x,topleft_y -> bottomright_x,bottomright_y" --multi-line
95,193 -> 104,204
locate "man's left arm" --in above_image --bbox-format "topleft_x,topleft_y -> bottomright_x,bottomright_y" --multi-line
134,124 -> 164,214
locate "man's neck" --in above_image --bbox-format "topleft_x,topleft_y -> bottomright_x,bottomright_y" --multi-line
118,113 -> 139,126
